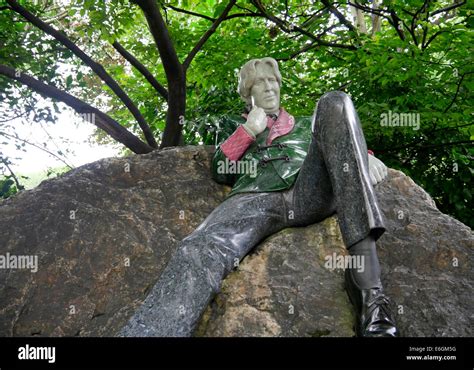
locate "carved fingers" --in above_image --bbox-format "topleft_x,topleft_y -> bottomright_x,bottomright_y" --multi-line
244,106 -> 267,136
368,154 -> 388,185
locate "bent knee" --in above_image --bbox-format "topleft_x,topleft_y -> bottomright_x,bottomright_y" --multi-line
319,90 -> 352,110
312,91 -> 356,131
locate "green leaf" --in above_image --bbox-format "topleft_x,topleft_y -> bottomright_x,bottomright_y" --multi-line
213,2 -> 227,17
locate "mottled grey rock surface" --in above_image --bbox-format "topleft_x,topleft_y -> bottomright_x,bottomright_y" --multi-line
0,146 -> 472,337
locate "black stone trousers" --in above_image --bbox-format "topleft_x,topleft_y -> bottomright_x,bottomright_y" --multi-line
119,91 -> 386,337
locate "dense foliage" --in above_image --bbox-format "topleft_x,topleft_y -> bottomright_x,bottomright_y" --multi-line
0,176 -> 19,198
0,0 -> 472,227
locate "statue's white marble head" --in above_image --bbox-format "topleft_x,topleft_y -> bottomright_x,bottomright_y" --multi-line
238,57 -> 281,114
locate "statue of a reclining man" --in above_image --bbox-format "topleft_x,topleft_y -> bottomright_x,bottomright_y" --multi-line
120,57 -> 399,337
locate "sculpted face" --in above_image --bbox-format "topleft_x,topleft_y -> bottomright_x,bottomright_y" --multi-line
250,63 -> 280,114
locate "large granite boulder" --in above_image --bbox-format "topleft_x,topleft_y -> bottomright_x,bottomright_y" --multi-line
0,146 -> 472,337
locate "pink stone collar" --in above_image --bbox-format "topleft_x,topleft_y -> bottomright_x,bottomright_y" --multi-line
241,107 -> 295,145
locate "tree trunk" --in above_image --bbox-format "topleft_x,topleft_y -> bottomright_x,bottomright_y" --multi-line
161,72 -> 186,148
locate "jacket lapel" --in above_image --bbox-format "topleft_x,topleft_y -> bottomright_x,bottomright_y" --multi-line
266,108 -> 295,145
240,107 -> 295,145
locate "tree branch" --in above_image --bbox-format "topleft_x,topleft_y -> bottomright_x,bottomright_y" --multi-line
276,42 -> 319,61
300,7 -> 329,28
166,4 -> 215,21
224,12 -> 263,20
320,0 -> 356,32
430,0 -> 466,17
0,156 -> 23,190
349,1 -> 407,41
112,41 -> 168,101
407,0 -> 430,46
0,107 -> 32,123
421,23 -> 428,48
252,0 -> 357,50
423,29 -> 448,49
132,0 -> 185,148
235,3 -> 255,13
349,1 -> 387,18
444,72 -> 471,113
182,0 -> 237,71
276,24 -> 340,61
0,64 -> 153,154
6,0 -> 158,149
132,0 -> 183,79
166,4 -> 263,22
389,9 -> 406,41
431,122 -> 474,133
0,130 -> 74,169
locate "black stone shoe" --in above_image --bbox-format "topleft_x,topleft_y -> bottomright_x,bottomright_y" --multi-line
344,268 -> 399,337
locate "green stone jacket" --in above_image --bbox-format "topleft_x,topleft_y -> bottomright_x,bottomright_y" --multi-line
211,113 -> 313,197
